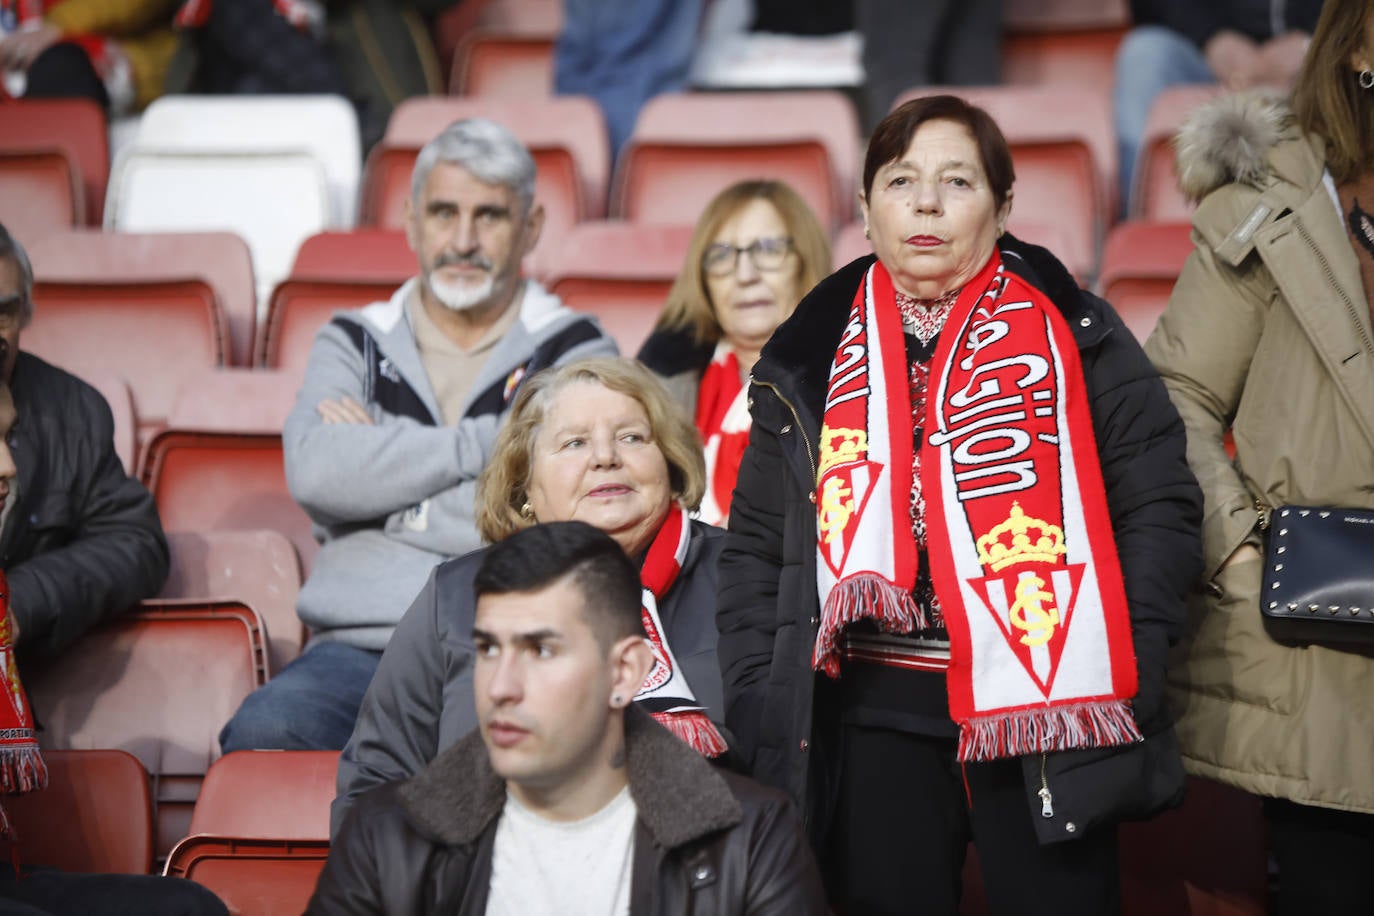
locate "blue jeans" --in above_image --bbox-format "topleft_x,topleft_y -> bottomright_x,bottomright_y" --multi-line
218,641 -> 382,752
1113,25 -> 1214,217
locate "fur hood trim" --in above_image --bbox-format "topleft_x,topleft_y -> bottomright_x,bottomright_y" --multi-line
395,705 -> 743,850
1176,90 -> 1292,203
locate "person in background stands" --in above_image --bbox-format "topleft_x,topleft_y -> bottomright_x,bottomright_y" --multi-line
218,118 -> 617,754
638,180 -> 831,528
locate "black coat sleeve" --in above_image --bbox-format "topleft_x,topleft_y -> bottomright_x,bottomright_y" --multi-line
10,377 -> 168,659
730,777 -> 831,915
716,405 -> 792,767
1083,303 -> 1204,732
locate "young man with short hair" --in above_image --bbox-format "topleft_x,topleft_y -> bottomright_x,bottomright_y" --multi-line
309,521 -> 827,915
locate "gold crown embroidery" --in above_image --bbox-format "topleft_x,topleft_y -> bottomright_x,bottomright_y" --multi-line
818,426 -> 866,477
976,502 -> 1066,571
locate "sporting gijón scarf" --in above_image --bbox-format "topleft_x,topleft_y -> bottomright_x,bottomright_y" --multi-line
637,507 -> 727,757
814,253 -> 1142,761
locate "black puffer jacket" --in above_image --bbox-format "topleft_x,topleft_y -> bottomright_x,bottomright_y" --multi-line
333,519 -> 728,836
310,706 -> 830,915
6,352 -> 168,660
717,237 -> 1203,846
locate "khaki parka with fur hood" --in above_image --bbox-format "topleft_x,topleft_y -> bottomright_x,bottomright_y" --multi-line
1146,92 -> 1374,814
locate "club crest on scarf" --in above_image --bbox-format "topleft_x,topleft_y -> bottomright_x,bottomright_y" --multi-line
927,284 -> 1084,696
817,426 -> 882,577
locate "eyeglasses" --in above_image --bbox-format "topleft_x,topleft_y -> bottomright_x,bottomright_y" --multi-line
702,236 -> 794,276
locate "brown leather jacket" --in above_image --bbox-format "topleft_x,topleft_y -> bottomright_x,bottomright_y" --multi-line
308,707 -> 830,915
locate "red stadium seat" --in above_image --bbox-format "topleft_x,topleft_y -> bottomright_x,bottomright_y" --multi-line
0,98 -> 108,224
164,836 -> 330,915
260,278 -> 399,371
142,370 -> 317,573
191,751 -> 339,840
25,602 -> 267,856
1004,0 -> 1129,30
1097,221 -> 1194,342
450,30 -> 555,96
24,279 -> 228,446
1002,27 -> 1127,89
0,749 -> 154,875
290,229 -> 415,280
27,229 -> 257,367
613,91 -> 860,232
894,85 -> 1112,280
545,221 -> 693,354
0,150 -> 81,243
478,0 -> 561,31
832,221 -> 871,269
1119,777 -> 1268,916
161,529 -> 305,675
1132,85 -> 1225,221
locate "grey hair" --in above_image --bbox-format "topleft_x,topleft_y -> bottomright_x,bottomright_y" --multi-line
410,118 -> 536,214
0,223 -> 34,328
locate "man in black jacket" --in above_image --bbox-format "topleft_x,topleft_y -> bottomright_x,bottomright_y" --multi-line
0,223 -> 168,661
311,521 -> 827,915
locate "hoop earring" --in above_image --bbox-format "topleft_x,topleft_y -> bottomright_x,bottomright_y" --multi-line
1361,69 -> 1374,90
519,501 -> 535,521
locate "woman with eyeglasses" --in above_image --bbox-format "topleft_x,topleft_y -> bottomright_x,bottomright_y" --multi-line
638,180 -> 831,527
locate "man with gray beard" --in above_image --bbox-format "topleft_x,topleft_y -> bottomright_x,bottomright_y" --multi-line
219,118 -> 618,754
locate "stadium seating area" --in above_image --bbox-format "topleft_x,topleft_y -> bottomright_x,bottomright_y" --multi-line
2,0 -> 1264,912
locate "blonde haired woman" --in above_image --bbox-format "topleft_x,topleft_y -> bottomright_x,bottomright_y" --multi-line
639,180 -> 831,526
332,357 -> 729,834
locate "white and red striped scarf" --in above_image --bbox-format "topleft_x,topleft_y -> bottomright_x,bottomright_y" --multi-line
636,507 -> 727,757
814,254 -> 1142,761
174,0 -> 324,33
694,342 -> 751,527
2,0 -> 125,105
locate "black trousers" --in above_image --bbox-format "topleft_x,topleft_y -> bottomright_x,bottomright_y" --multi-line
1267,797 -> 1374,915
0,866 -> 226,916
825,723 -> 1120,916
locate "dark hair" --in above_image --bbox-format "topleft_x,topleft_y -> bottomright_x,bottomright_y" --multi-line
863,95 -> 1015,206
474,521 -> 645,646
1292,0 -> 1374,184
0,223 -> 34,329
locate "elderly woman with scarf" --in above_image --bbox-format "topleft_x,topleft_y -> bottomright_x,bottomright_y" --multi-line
331,357 -> 728,836
717,94 -> 1203,915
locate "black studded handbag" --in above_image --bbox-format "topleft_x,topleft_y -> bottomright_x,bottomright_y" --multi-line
1260,505 -> 1374,644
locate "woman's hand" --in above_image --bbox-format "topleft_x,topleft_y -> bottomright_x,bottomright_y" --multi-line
0,23 -> 61,72
1221,542 -> 1262,570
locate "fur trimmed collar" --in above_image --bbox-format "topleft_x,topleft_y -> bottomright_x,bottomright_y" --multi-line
1175,90 -> 1293,203
394,705 -> 743,851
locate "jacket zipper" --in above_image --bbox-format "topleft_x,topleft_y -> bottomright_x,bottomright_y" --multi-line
1037,754 -> 1054,818
750,378 -> 817,482
1295,220 -> 1374,356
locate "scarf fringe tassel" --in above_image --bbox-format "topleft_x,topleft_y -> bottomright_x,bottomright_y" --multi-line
0,745 -> 47,796
813,574 -> 927,678
654,710 -> 728,759
957,700 -> 1143,763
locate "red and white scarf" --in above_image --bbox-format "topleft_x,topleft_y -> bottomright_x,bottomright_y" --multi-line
636,507 -> 727,757
174,0 -> 324,34
814,254 -> 1142,761
694,342 -> 752,527
2,0 -> 128,107
0,571 -> 47,841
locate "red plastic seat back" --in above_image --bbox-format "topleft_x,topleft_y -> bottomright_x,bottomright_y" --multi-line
165,837 -> 330,916
0,749 -> 154,875
0,150 -> 81,243
1002,27 -> 1127,88
260,278 -> 399,371
162,529 -> 306,675
25,279 -> 228,441
290,229 -> 414,280
25,602 -> 267,856
450,31 -> 555,96
1097,221 -> 1193,341
1133,85 -> 1224,221
0,98 -> 108,223
191,750 -> 340,840
27,229 -> 257,367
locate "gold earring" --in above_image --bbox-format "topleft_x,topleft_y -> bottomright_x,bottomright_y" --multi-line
519,501 -> 534,520
863,226 -> 870,240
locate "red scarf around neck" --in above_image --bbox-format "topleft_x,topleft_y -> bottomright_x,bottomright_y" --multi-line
815,254 -> 1142,761
694,343 -> 751,527
636,507 -> 726,757
0,571 -> 47,840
